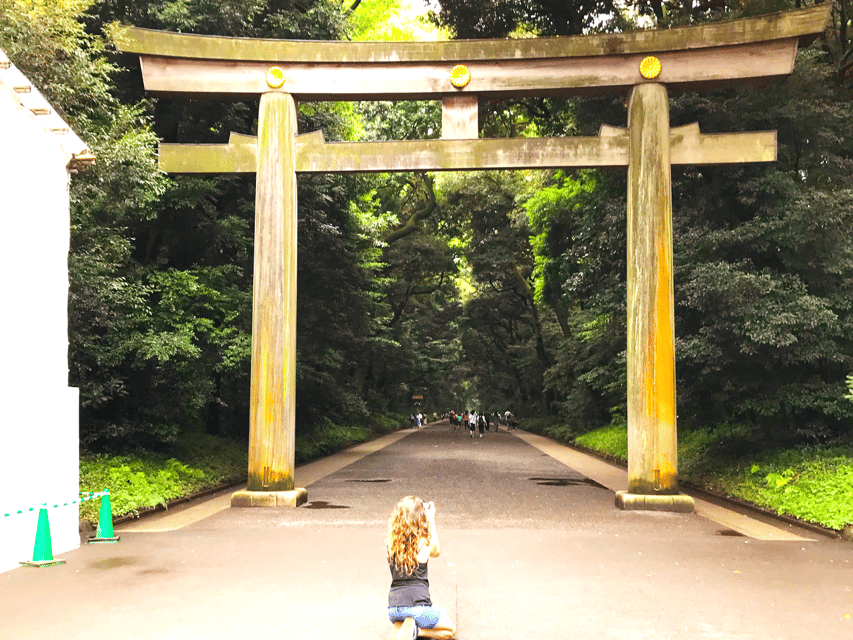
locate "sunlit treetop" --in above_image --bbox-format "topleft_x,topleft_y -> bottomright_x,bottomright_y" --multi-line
345,0 -> 450,41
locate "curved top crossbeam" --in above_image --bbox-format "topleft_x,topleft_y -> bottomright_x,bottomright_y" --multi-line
114,5 -> 830,100
115,6 -> 826,63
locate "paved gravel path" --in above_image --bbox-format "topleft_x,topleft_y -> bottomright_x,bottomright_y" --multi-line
2,424 -> 850,640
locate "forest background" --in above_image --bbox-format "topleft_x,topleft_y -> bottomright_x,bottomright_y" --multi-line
1,0 -> 852,529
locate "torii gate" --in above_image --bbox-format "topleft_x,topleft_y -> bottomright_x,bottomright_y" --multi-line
115,5 -> 830,512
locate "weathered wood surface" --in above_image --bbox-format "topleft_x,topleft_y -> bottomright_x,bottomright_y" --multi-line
158,126 -> 775,174
626,83 -> 678,495
442,96 -> 478,139
135,39 -> 799,100
298,136 -> 630,172
114,5 -> 828,62
247,92 -> 298,492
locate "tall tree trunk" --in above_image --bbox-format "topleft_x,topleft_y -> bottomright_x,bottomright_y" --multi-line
512,267 -> 551,371
512,267 -> 556,410
548,295 -> 572,340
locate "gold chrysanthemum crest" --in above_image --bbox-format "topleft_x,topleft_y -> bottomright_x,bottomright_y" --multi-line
639,56 -> 662,79
450,64 -> 471,89
266,66 -> 286,88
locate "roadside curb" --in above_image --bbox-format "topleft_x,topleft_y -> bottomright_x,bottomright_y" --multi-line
531,432 -> 842,540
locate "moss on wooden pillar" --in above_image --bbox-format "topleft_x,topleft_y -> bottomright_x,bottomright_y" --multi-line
626,83 -> 680,497
246,92 -> 299,494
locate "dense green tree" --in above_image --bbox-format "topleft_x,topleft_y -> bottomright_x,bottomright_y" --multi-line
118,0 -> 395,439
352,168 -> 463,415
434,171 -> 561,414
427,0 -> 624,38
522,1 -> 853,442
349,96 -> 466,414
0,0 -> 181,446
666,48 -> 853,441
525,170 -> 629,426
6,0 -> 852,450
3,0 -> 404,448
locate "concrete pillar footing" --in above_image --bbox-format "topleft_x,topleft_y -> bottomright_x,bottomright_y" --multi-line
231,488 -> 307,508
615,491 -> 694,513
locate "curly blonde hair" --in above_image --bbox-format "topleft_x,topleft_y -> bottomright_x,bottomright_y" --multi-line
386,496 -> 430,576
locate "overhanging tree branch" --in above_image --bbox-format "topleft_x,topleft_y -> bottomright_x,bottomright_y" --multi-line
384,174 -> 438,245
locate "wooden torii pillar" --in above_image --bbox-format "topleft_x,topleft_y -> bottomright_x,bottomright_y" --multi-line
115,5 -> 829,511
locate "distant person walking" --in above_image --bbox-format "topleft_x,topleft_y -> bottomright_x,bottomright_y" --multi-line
477,412 -> 485,437
386,496 -> 456,640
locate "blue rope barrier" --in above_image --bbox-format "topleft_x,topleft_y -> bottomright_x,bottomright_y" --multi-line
3,490 -> 111,518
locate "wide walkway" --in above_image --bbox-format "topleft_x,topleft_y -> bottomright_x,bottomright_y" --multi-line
2,424 -> 850,640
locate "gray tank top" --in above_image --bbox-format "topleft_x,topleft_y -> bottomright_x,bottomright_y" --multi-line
389,561 -> 432,607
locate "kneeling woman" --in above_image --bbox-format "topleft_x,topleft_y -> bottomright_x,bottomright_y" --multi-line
386,496 -> 456,640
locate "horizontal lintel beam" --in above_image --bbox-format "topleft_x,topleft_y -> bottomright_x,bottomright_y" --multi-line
138,39 -> 798,100
158,126 -> 776,174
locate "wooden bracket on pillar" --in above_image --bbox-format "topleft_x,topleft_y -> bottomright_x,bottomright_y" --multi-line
599,123 -> 776,165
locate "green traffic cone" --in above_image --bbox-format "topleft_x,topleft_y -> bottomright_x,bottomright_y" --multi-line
88,489 -> 120,543
20,506 -> 66,568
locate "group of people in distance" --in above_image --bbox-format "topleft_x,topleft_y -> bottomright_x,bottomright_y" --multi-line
446,409 -> 517,436
410,411 -> 438,428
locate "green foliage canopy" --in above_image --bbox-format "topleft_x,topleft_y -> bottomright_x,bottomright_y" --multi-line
3,0 -> 852,454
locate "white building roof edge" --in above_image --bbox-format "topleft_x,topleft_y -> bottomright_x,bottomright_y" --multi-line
0,47 -> 95,170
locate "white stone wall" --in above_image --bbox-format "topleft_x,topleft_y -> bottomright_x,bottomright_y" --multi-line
0,83 -> 80,572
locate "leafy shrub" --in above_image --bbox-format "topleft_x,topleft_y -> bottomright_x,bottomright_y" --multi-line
715,447 -> 853,530
79,433 -> 249,522
296,424 -> 371,463
80,453 -> 206,521
574,422 -> 628,460
520,416 -> 565,438
677,422 -> 757,480
294,412 -> 408,463
169,433 -> 249,486
543,423 -> 575,441
370,412 -> 408,434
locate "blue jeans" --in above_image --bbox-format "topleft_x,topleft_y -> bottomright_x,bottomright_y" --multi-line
388,605 -> 441,629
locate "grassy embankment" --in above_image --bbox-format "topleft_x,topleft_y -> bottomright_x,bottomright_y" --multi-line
79,413 -> 408,523
527,419 -> 853,532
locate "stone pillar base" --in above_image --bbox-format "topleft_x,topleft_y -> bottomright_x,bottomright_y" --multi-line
231,488 -> 307,508
615,491 -> 694,513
